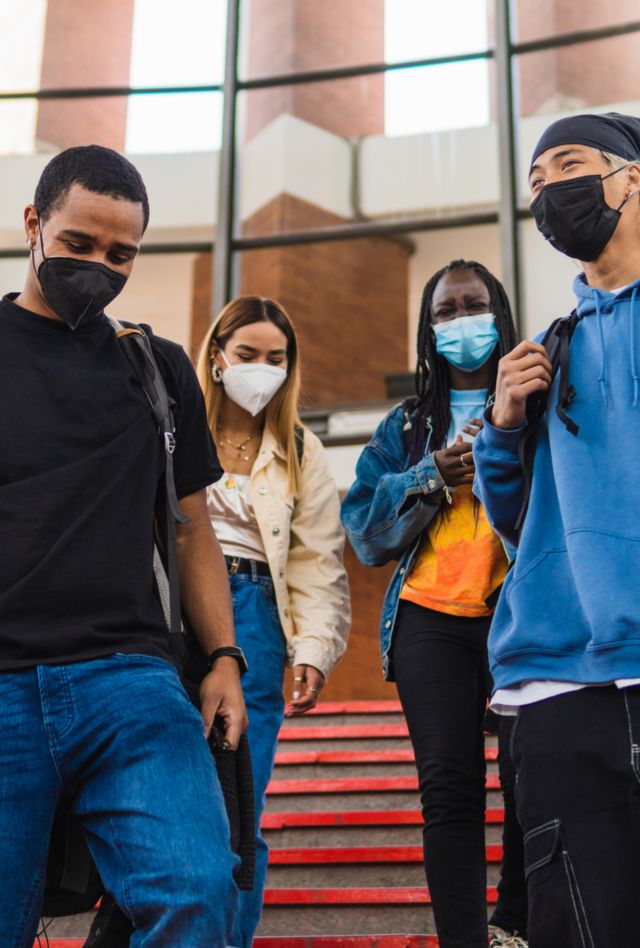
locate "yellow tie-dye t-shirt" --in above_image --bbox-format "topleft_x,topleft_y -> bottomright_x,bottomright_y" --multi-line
400,484 -> 508,618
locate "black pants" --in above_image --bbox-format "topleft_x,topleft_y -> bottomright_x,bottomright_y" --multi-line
392,601 -> 527,947
512,685 -> 640,948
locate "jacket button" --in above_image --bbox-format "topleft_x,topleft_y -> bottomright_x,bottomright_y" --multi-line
427,479 -> 437,490
279,567 -> 284,577
385,619 -> 391,628
272,527 -> 280,535
399,567 -> 405,575
258,486 -> 267,495
284,608 -> 289,617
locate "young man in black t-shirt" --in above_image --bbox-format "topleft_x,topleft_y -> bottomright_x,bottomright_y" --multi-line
0,145 -> 246,945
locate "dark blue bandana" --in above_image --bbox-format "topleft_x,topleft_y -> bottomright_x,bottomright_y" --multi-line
530,112 -> 640,172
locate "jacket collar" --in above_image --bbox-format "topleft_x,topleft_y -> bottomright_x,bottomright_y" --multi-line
252,425 -> 286,475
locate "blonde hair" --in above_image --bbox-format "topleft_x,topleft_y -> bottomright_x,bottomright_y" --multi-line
196,296 -> 303,495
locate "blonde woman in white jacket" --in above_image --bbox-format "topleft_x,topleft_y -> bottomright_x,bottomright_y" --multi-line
196,295 -> 350,946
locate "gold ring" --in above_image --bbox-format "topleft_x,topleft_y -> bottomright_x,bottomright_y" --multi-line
308,686 -> 319,694
293,676 -> 304,683
460,453 -> 468,467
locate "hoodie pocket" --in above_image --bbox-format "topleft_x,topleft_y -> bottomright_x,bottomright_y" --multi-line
498,548 -> 590,658
566,529 -> 640,650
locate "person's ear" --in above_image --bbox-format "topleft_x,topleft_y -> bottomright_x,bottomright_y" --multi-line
24,205 -> 39,250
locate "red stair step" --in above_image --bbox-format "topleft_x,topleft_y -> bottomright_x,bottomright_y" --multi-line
269,844 -> 503,864
278,724 -> 410,741
264,887 -> 498,905
267,775 -> 500,795
262,807 -> 505,830
255,938 -> 439,947
275,748 -> 498,765
306,701 -> 403,715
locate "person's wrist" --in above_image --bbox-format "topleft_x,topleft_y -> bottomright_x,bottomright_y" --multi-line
490,404 -> 523,430
206,646 -> 248,676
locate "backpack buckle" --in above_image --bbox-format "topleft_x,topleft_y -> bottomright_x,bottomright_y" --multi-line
164,431 -> 176,455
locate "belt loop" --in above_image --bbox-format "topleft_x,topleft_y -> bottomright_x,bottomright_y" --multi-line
228,556 -> 240,576
250,559 -> 258,582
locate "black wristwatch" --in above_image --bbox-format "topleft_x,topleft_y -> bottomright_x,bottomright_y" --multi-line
206,646 -> 249,676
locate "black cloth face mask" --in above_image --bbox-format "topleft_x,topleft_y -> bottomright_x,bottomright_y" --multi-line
33,225 -> 127,330
530,165 -> 631,262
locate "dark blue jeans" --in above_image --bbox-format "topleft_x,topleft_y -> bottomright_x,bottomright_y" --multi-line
0,654 -> 238,947
228,570 -> 287,948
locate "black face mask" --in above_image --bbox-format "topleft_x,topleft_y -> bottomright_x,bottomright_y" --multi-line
33,226 -> 127,330
530,165 -> 631,262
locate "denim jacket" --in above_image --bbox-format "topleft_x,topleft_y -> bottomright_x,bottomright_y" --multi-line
341,402 -> 514,682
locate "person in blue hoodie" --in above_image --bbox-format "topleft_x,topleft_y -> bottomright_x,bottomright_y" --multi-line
342,260 -> 528,948
473,112 -> 640,946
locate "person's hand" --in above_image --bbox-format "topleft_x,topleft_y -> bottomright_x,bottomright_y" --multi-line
434,436 -> 476,488
462,416 -> 484,438
199,657 -> 248,750
286,664 -> 325,717
491,340 -> 553,430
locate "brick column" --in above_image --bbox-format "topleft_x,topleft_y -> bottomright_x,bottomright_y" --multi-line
242,0 -> 385,139
36,0 -> 135,151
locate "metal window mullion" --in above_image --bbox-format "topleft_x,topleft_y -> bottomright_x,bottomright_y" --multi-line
211,0 -> 241,321
495,0 -> 522,337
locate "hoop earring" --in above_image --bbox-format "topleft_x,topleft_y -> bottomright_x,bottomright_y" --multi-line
211,364 -> 223,384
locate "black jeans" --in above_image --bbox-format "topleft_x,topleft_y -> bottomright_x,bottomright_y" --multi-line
392,601 -> 527,947
512,684 -> 640,948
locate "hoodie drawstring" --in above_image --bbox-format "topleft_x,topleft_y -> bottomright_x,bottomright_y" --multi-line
595,292 -> 609,407
630,286 -> 639,406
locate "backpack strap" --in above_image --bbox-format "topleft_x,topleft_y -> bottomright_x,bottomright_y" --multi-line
107,316 -> 188,661
514,310 -> 579,535
294,424 -> 305,466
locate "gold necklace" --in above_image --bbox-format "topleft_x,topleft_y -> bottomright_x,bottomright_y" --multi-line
216,427 -> 260,462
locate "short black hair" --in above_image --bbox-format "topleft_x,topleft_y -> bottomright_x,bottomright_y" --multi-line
410,259 -> 518,463
34,145 -> 150,231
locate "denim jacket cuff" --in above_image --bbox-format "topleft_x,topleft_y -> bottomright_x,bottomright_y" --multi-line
414,453 -> 444,494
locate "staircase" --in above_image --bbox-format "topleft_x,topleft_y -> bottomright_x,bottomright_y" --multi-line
45,700 -> 503,947
253,700 -> 502,946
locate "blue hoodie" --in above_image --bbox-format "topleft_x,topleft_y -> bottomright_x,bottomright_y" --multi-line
473,273 -> 640,690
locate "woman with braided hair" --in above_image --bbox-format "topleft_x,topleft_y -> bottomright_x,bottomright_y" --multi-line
342,260 -> 527,948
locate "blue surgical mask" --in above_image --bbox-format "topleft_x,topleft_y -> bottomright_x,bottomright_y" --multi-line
433,313 -> 499,373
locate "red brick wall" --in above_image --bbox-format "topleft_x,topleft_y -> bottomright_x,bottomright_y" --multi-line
242,0 -> 385,139
36,0 -> 135,150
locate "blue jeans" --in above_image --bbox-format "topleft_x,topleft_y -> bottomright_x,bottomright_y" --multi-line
228,570 -> 286,948
0,654 -> 238,948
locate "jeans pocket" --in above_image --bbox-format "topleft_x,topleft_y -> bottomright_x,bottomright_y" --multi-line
524,819 -> 595,948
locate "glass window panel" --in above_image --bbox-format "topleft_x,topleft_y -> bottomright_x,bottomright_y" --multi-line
239,0 -> 489,81
0,0 -> 48,92
513,0 -> 639,45
126,91 -> 223,153
520,218 -> 577,339
130,0 -> 226,87
514,33 -> 640,205
0,90 -> 222,156
235,63 -> 497,239
0,99 -> 39,154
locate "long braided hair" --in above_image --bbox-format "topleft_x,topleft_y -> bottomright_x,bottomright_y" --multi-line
409,259 -> 518,464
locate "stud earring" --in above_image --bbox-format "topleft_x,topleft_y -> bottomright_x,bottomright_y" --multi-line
211,364 -> 223,384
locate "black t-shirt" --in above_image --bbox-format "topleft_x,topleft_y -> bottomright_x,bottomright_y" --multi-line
0,294 -> 221,670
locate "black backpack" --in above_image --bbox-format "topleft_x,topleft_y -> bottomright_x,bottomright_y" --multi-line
513,310 -> 580,535
42,320 -> 256,935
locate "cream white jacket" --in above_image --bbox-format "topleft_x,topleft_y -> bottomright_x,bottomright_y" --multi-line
213,425 -> 350,679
